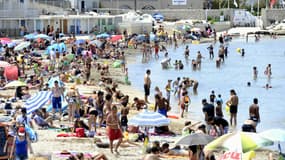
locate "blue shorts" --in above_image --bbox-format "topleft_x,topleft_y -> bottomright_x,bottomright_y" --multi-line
52,97 -> 62,109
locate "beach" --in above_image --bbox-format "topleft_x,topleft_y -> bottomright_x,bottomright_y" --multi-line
0,26 -> 283,160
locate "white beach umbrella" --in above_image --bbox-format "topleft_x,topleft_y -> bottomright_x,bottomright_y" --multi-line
128,109 -> 170,127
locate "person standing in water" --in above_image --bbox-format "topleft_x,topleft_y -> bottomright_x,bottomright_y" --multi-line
226,89 -> 239,126
253,66 -> 258,80
196,51 -> 203,69
184,45 -> 190,60
264,64 -> 272,80
144,69 -> 151,103
249,98 -> 260,125
165,80 -> 172,103
207,44 -> 214,59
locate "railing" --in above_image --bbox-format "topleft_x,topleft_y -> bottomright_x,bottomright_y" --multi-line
33,0 -> 71,9
0,9 -> 40,18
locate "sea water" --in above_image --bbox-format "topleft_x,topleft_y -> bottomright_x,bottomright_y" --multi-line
128,36 -> 285,133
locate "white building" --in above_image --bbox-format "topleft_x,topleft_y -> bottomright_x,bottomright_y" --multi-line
69,0 -> 100,12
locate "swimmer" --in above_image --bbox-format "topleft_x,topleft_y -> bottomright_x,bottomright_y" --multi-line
247,82 -> 251,87
241,48 -> 245,57
263,83 -> 272,89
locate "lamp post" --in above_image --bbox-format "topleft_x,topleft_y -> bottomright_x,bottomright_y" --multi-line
134,0 -> 137,11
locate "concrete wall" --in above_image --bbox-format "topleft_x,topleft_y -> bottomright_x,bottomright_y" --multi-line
261,9 -> 285,27
142,9 -> 234,21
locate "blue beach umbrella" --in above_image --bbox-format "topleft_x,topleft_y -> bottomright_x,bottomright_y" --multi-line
75,39 -> 86,45
128,109 -> 170,127
96,33 -> 110,39
7,42 -> 17,48
35,34 -> 50,39
14,41 -> 31,51
153,13 -> 164,21
48,76 -> 64,88
24,33 -> 37,40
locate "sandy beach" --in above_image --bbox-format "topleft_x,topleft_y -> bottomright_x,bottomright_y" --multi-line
0,27 -> 282,160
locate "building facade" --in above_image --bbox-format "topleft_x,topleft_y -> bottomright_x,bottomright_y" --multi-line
100,0 -> 204,10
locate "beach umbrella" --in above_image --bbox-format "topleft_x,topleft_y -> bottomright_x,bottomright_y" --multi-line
75,39 -> 86,45
259,129 -> 285,142
48,76 -> 64,88
24,33 -> 36,40
35,34 -> 50,39
90,40 -> 102,47
25,91 -> 52,114
128,109 -> 170,127
152,13 -> 164,21
66,54 -> 75,62
7,42 -> 17,48
191,28 -> 201,32
14,41 -> 31,51
135,34 -> 146,43
259,129 -> 285,155
0,37 -> 12,44
110,35 -> 122,42
0,61 -> 11,68
5,80 -> 27,88
96,33 -> 110,39
175,133 -> 214,146
182,25 -> 191,30
204,131 -> 273,153
172,29 -> 182,33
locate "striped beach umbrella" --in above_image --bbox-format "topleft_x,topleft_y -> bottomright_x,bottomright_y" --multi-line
128,109 -> 170,127
14,41 -> 31,51
25,91 -> 52,114
205,131 -> 273,153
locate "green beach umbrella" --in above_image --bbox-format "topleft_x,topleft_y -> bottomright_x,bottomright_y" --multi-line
205,131 -> 273,153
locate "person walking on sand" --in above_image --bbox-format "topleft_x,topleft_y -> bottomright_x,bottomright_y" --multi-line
106,105 -> 122,154
14,127 -> 34,160
144,69 -> 151,103
51,80 -> 64,116
249,98 -> 260,125
226,89 -> 239,126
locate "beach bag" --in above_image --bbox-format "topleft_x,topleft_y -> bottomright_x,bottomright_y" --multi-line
76,128 -> 85,137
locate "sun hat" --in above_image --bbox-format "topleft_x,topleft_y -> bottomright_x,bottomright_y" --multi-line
18,127 -> 25,136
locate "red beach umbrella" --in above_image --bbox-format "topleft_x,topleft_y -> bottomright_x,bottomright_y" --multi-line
0,37 -> 12,44
111,35 -> 122,42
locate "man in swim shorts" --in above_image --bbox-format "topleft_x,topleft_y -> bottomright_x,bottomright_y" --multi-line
144,69 -> 151,103
226,89 -> 239,126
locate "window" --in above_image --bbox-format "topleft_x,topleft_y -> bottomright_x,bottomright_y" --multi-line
108,18 -> 112,25
20,0 -> 24,3
101,19 -> 106,25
